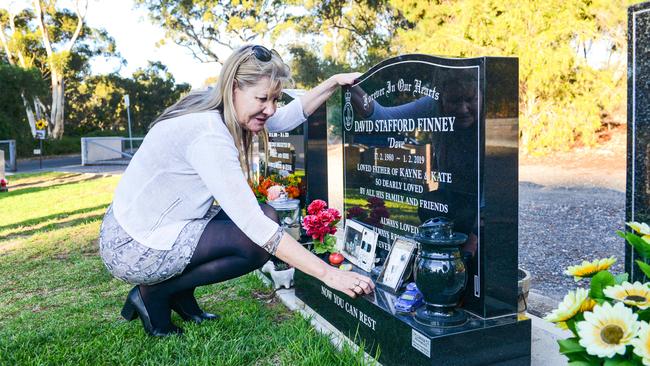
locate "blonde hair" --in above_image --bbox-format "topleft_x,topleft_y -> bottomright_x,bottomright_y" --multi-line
151,45 -> 293,180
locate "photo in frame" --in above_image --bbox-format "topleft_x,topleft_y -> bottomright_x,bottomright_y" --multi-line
341,220 -> 364,268
357,229 -> 378,272
377,237 -> 417,292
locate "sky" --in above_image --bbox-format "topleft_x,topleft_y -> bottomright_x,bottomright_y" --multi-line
84,0 -> 222,88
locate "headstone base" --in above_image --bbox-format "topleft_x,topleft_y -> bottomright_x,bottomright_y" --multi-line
295,270 -> 531,366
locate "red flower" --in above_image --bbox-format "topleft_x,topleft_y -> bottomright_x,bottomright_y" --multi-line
318,210 -> 334,224
325,208 -> 341,222
303,200 -> 341,243
307,199 -> 328,215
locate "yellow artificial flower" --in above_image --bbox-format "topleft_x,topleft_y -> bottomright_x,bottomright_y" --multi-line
604,282 -> 650,309
577,302 -> 640,358
627,221 -> 650,244
564,257 -> 616,281
580,297 -> 597,312
35,119 -> 47,130
545,288 -> 590,325
632,321 -> 650,366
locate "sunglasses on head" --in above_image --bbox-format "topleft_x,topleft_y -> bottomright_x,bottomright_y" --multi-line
250,45 -> 273,62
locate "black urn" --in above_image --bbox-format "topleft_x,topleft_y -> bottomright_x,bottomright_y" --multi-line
413,217 -> 468,327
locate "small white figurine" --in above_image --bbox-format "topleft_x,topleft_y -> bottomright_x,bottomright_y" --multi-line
261,260 -> 295,289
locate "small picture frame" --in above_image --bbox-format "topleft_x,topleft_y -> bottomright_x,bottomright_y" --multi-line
341,220 -> 364,268
357,229 -> 378,272
377,237 -> 417,292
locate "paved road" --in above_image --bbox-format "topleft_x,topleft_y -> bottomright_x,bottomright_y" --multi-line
14,155 -> 81,172
9,155 -> 125,175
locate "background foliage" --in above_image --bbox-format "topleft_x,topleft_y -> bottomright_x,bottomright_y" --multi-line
284,0 -> 639,153
0,0 -> 645,156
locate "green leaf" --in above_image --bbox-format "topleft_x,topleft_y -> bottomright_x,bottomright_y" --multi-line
636,260 -> 650,278
590,271 -> 616,299
638,308 -> 650,322
604,357 -> 636,366
565,319 -> 579,337
313,239 -> 328,254
623,232 -> 650,257
558,338 -> 586,355
568,362 -> 595,366
614,273 -> 629,285
324,235 -> 337,252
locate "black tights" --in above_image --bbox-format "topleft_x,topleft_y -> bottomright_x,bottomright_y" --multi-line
138,204 -> 277,328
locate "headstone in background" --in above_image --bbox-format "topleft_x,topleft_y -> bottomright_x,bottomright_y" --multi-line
627,1 -> 650,280
295,54 -> 530,366
260,89 -> 328,206
0,150 -> 5,179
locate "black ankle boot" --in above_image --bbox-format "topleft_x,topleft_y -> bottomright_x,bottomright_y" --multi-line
170,298 -> 220,324
121,286 -> 183,337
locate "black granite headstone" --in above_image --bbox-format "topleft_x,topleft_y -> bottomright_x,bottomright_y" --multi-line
295,54 -> 530,366
259,90 -> 328,206
627,1 -> 650,280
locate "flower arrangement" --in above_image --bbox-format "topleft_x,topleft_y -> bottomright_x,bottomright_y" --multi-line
545,221 -> 650,365
250,174 -> 303,203
302,199 -> 341,254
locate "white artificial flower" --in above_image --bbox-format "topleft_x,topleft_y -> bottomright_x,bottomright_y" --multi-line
628,222 -> 650,236
632,321 -> 650,366
576,302 -> 640,358
604,282 -> 650,309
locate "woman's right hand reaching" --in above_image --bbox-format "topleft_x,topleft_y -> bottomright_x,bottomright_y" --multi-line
274,233 -> 375,299
322,267 -> 375,299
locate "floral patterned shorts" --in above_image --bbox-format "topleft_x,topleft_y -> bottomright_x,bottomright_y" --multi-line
98,204 -> 221,285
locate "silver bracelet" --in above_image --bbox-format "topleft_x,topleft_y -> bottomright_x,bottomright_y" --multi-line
262,226 -> 284,255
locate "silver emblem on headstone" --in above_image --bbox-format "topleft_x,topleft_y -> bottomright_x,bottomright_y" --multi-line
343,89 -> 354,132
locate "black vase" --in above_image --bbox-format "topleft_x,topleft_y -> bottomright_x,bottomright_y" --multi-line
414,217 -> 468,327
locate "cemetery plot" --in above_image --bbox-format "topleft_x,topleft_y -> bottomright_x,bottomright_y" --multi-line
296,53 -> 531,366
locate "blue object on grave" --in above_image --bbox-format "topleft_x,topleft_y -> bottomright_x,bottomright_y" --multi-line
395,282 -> 424,313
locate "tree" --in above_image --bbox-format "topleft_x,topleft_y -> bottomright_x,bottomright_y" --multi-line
65,61 -> 190,136
386,0 -> 634,153
134,0 -> 293,64
33,0 -> 86,139
134,0 -> 636,154
0,6 -> 44,136
127,61 -> 191,133
0,61 -> 47,155
292,0 -> 412,69
0,1 -> 117,139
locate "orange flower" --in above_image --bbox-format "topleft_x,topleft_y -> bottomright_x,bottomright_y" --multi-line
286,185 -> 300,199
257,178 -> 278,197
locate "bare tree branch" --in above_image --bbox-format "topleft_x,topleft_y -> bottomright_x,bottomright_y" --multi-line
65,0 -> 87,53
8,11 -> 27,67
34,0 -> 53,59
0,26 -> 16,65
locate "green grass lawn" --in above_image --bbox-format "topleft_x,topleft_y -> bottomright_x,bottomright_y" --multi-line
0,172 -> 375,365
